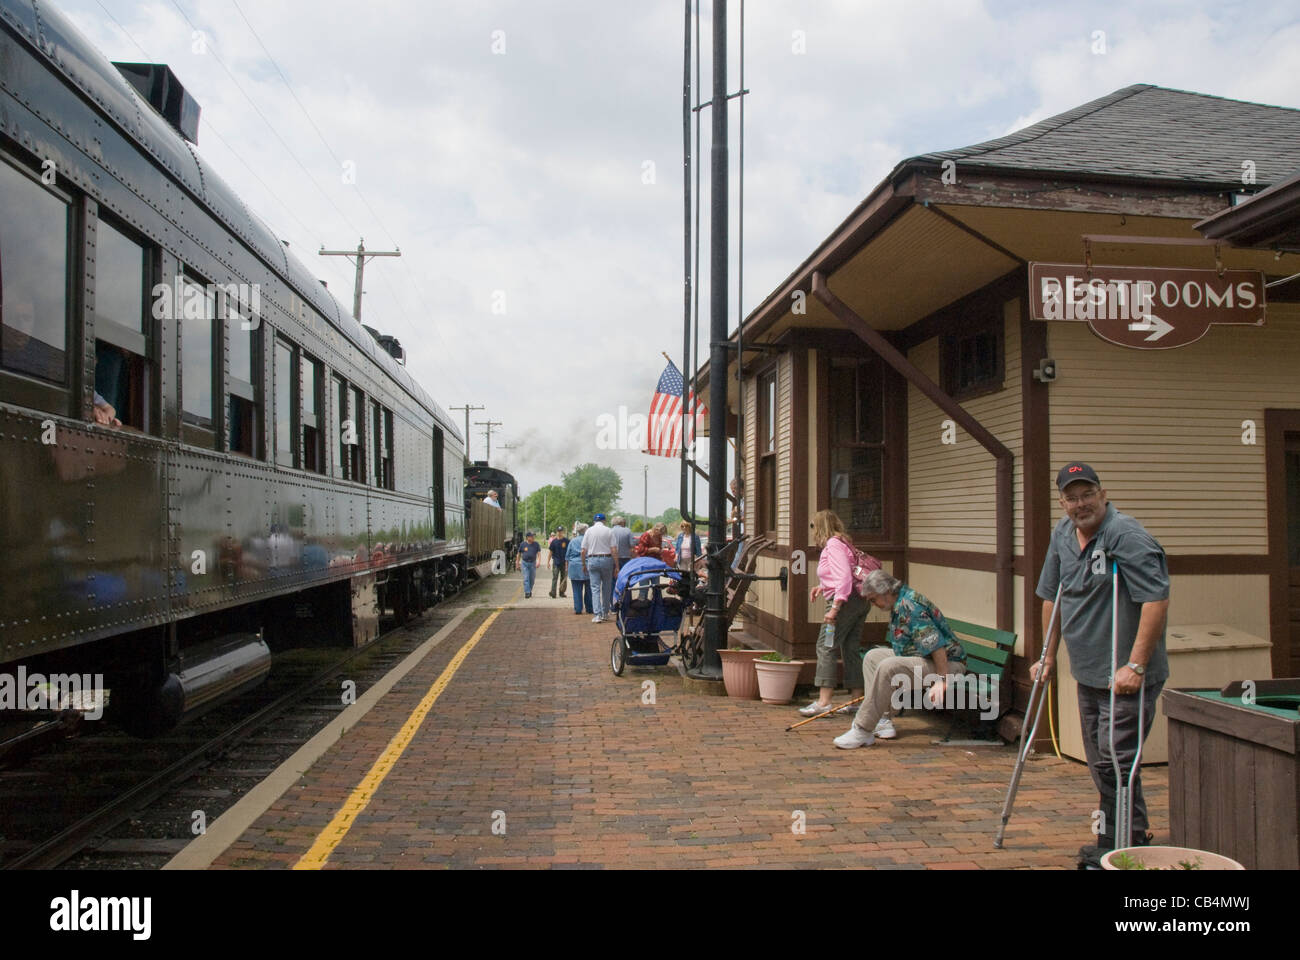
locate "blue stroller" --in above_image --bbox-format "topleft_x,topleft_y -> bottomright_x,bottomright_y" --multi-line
609,558 -> 686,676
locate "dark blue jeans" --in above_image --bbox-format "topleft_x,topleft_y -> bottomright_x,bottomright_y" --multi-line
571,578 -> 593,613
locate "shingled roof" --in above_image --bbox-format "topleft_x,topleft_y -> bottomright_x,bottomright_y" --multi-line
908,84 -> 1300,190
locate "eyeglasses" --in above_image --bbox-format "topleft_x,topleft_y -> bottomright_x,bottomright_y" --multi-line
1061,488 -> 1101,506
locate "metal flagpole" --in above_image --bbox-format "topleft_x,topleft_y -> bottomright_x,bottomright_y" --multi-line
697,0 -> 728,679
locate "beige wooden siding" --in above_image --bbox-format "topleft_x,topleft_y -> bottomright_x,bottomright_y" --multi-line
1046,302 -> 1300,553
807,351 -> 820,542
743,374 -> 756,530
778,352 -> 793,544
908,565 -> 1027,652
907,298 -> 1026,553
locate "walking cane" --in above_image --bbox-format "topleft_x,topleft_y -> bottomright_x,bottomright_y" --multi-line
784,696 -> 865,732
993,582 -> 1063,849
1110,558 -> 1147,851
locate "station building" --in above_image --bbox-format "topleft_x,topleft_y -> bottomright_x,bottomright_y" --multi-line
704,84 -> 1300,738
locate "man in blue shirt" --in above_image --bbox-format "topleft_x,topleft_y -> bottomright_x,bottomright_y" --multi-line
548,527 -> 569,598
1033,462 -> 1170,855
517,532 -> 541,598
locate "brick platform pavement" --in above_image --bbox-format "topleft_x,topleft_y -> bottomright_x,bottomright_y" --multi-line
207,573 -> 1167,869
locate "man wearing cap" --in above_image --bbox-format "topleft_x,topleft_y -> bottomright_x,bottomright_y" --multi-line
581,514 -> 619,623
548,526 -> 569,598
517,532 -> 542,598
1032,463 -> 1170,858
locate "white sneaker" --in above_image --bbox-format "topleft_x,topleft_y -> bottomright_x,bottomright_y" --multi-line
798,700 -> 832,717
592,615 -> 602,623
874,717 -> 897,739
833,726 -> 876,749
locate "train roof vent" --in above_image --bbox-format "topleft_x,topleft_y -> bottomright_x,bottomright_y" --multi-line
112,62 -> 201,144
361,324 -> 406,365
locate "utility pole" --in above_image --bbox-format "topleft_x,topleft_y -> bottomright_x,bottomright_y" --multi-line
319,238 -> 401,322
476,420 -> 503,461
543,489 -> 548,538
450,404 -> 485,462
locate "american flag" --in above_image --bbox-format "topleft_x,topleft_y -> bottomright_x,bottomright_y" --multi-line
644,360 -> 707,457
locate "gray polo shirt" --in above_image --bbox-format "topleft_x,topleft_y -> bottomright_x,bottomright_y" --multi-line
1035,502 -> 1170,689
612,525 -> 635,560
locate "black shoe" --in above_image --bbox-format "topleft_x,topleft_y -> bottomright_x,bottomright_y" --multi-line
525,593 -> 531,598
549,592 -> 556,598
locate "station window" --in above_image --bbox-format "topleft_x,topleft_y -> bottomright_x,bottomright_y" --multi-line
301,354 -> 323,473
227,300 -> 260,458
0,158 -> 69,393
180,276 -> 216,437
94,219 -> 151,431
274,338 -> 295,468
758,368 -> 777,537
829,355 -> 885,537
941,314 -> 1004,400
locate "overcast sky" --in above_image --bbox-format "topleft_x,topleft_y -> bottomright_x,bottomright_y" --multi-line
59,0 -> 1300,517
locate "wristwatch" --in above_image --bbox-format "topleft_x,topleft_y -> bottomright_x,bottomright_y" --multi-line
1126,661 -> 1146,675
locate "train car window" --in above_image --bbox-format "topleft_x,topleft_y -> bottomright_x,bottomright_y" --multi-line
274,338 -> 296,468
432,427 -> 445,538
382,408 -> 395,490
370,400 -> 382,487
180,277 -> 216,431
332,374 -> 348,479
301,354 -> 323,473
0,158 -> 69,387
350,385 -> 366,482
227,301 -> 260,458
93,219 -> 150,431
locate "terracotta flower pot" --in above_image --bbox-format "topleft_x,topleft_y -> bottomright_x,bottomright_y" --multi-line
719,648 -> 772,700
1100,845 -> 1245,871
753,659 -> 805,705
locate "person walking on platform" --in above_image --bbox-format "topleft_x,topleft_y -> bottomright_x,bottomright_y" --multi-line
517,531 -> 541,598
549,526 -> 569,598
582,513 -> 618,623
611,516 -> 635,565
567,523 -> 593,615
1032,462 -> 1169,856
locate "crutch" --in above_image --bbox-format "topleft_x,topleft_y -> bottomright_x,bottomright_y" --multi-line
1110,558 -> 1147,850
993,582 -> 1063,849
784,696 -> 865,732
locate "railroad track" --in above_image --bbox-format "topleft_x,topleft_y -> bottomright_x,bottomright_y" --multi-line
0,581 -> 487,870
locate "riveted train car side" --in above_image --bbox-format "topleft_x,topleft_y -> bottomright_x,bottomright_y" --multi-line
0,0 -> 474,733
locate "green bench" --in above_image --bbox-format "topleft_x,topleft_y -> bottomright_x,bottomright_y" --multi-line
934,619 -> 1017,743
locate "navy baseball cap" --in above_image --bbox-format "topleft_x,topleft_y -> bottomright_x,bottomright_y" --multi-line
1056,462 -> 1101,491
594,513 -> 606,521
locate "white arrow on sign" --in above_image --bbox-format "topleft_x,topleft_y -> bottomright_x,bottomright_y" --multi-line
1127,313 -> 1174,342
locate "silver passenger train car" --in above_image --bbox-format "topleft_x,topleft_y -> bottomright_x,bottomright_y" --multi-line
0,0 -> 472,733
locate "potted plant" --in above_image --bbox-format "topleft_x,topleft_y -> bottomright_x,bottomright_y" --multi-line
719,646 -> 773,700
753,652 -> 805,704
1101,846 -> 1244,870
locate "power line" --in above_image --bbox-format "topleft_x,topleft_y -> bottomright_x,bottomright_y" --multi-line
164,0 -> 363,239
226,0 -> 399,250
91,1 -> 341,264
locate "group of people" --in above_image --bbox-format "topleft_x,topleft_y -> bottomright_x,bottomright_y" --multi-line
799,461 -> 1169,857
509,514 -> 706,622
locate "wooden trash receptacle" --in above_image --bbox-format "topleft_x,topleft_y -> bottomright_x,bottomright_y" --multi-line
1163,682 -> 1300,870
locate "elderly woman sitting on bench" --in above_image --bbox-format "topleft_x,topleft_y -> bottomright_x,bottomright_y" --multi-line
832,570 -> 969,749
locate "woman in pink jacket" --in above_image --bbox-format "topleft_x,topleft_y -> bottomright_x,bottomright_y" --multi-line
798,510 -> 893,739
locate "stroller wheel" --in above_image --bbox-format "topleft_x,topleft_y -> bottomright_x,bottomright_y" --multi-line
610,636 -> 627,676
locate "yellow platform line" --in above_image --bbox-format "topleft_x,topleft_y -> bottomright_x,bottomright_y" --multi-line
293,608 -> 503,870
